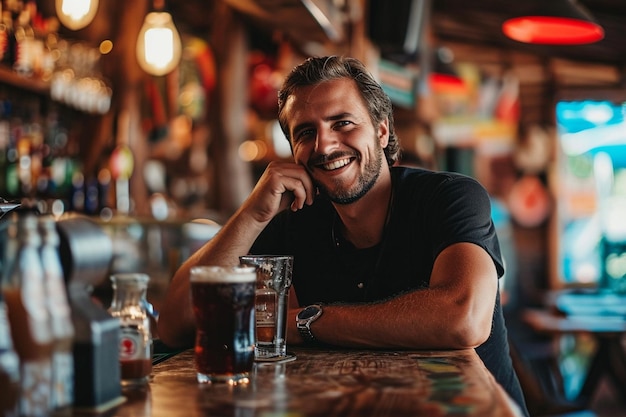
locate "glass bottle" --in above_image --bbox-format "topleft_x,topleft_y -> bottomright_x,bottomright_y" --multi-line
0,11 -> 16,67
13,7 -> 35,77
2,213 -> 53,417
0,290 -> 20,417
0,211 -> 20,417
108,273 -> 152,387
38,215 -> 74,412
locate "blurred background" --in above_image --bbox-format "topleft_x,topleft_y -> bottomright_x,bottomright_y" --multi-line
1,1 -> 626,415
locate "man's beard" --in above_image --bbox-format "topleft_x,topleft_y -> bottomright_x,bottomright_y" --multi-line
315,143 -> 384,205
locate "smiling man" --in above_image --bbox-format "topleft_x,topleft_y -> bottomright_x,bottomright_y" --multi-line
158,56 -> 528,416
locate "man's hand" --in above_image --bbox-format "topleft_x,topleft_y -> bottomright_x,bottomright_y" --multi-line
242,161 -> 316,224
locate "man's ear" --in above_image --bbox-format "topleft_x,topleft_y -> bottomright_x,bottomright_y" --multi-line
378,118 -> 390,148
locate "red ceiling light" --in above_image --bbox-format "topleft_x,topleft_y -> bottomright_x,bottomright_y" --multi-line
502,0 -> 604,45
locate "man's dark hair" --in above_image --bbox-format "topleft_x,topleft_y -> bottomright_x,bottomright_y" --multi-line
277,56 -> 400,165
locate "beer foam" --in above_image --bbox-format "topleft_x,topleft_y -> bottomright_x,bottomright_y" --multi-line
190,266 -> 256,283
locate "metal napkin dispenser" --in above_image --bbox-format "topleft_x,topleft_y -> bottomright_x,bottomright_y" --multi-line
56,214 -> 122,409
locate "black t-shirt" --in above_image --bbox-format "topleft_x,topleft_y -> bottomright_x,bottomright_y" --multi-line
251,166 -> 528,415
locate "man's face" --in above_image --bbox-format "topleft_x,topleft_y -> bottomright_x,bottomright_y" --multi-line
283,78 -> 389,204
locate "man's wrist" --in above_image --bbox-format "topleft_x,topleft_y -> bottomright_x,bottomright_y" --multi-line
296,304 -> 323,344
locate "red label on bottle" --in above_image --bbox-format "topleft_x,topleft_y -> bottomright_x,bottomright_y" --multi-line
119,328 -> 146,361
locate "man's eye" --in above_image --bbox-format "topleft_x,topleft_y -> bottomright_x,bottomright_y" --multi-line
334,120 -> 352,129
295,129 -> 315,140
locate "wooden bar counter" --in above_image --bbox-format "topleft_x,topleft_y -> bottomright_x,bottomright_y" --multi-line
100,346 -> 523,417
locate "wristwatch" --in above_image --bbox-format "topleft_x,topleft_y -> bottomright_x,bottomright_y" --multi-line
296,304 -> 323,343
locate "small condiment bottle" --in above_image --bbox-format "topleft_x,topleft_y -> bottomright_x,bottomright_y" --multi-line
108,273 -> 152,387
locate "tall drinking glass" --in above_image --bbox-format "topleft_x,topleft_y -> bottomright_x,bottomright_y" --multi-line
190,266 -> 256,383
239,255 -> 293,360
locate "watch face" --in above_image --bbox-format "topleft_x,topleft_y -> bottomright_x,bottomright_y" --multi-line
299,305 -> 321,320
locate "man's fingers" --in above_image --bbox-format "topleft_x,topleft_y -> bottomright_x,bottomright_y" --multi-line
267,163 -> 315,208
274,175 -> 310,211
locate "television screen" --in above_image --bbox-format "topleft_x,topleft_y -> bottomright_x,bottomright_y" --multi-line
553,98 -> 626,291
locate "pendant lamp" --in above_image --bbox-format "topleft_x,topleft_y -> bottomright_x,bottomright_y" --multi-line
55,0 -> 99,30
502,0 -> 604,45
136,1 -> 182,76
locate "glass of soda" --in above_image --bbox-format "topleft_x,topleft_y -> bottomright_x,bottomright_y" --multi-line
190,266 -> 256,384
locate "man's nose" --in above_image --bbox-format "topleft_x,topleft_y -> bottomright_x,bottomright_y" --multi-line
314,129 -> 339,154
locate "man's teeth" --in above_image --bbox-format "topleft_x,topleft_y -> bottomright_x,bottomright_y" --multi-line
322,158 -> 351,171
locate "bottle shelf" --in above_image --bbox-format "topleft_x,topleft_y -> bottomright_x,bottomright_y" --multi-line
0,65 -> 50,95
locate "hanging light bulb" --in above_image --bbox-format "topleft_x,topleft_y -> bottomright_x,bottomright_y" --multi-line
136,7 -> 182,76
55,0 -> 99,30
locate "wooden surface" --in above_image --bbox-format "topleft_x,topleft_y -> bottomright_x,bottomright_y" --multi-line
523,308 -> 626,335
101,347 -> 523,417
522,306 -> 626,403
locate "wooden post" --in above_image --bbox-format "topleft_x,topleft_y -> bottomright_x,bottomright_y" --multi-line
207,4 -> 254,216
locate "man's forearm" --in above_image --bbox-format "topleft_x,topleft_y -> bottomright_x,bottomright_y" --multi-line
290,284 -> 495,350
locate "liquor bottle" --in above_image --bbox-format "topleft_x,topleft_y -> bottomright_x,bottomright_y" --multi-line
13,7 -> 35,77
2,213 -> 53,417
0,209 -> 20,417
0,103 -> 8,196
38,215 -> 74,412
0,279 -> 20,417
108,273 -> 152,387
0,14 -> 8,65
0,11 -> 16,67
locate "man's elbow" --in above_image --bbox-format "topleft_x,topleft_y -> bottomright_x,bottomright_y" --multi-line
449,315 -> 492,349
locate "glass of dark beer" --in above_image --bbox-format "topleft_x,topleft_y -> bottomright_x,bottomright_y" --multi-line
190,265 -> 256,384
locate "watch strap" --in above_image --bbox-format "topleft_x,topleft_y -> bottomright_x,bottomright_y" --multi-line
297,321 -> 317,343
